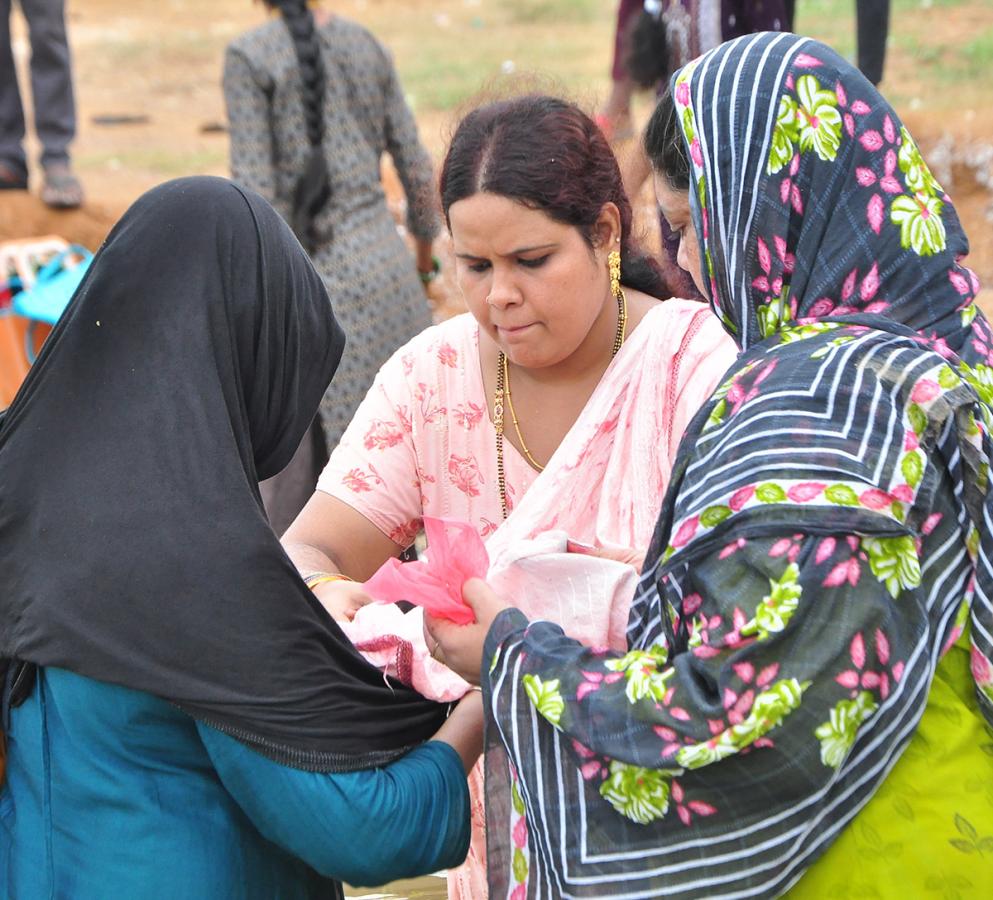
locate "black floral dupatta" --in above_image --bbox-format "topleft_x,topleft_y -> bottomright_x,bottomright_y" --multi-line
480,33 -> 993,898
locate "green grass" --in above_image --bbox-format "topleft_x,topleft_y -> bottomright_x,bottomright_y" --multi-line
958,27 -> 993,78
504,0 -> 602,25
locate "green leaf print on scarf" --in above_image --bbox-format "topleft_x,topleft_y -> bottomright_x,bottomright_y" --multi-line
523,675 -> 565,727
907,402 -> 928,437
937,364 -> 962,390
863,535 -> 922,599
890,193 -> 947,257
825,483 -> 860,506
512,848 -> 528,884
700,505 -> 733,527
898,127 -> 943,197
815,691 -> 879,768
703,362 -> 758,432
511,777 -> 526,816
756,482 -> 788,503
796,75 -> 843,163
599,761 -> 675,825
768,94 -> 800,175
605,645 -> 674,704
757,287 -> 793,339
741,563 -> 802,640
902,450 -> 925,488
678,678 -> 808,769
681,106 -> 696,146
779,320 -> 845,346
959,361 -> 993,406
705,397 -> 728,432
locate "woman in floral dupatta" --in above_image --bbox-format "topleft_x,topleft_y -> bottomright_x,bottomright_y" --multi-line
431,32 -> 993,898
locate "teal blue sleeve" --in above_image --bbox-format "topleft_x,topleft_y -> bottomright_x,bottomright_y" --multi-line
195,724 -> 471,886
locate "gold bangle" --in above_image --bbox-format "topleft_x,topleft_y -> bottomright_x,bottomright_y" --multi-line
304,572 -> 354,589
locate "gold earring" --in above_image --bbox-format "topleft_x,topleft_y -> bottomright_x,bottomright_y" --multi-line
608,249 -> 622,301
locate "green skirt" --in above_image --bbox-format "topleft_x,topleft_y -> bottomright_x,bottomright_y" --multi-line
790,631 -> 993,898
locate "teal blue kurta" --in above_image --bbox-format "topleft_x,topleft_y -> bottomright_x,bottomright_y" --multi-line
0,667 -> 470,898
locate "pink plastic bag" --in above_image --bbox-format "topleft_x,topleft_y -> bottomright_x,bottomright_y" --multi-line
363,516 -> 488,624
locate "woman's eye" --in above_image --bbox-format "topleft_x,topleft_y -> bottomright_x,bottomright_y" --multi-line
519,255 -> 550,269
467,260 -> 490,273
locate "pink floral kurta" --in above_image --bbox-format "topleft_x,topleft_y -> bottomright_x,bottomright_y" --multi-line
318,304 -> 734,550
318,302 -> 738,898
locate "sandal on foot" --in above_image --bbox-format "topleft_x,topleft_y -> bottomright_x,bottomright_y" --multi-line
41,164 -> 84,209
0,161 -> 28,191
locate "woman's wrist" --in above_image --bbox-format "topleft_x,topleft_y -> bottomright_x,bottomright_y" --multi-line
418,255 -> 441,284
302,571 -> 354,590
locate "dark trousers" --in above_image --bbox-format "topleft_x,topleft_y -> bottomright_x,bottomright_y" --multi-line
0,0 -> 76,177
856,0 -> 890,85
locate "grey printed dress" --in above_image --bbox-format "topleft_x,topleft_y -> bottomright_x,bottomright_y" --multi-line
223,15 -> 438,451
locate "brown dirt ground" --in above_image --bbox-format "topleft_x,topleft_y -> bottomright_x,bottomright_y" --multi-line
2,0 -> 990,314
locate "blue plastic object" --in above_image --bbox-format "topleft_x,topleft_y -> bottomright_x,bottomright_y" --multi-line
12,245 -> 93,326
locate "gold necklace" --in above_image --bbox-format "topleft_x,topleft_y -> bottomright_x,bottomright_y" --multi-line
494,287 -> 627,519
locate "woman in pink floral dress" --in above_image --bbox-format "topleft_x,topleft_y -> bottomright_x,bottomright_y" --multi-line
282,95 -> 738,896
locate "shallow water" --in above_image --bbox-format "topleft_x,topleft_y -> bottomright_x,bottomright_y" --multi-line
345,872 -> 448,899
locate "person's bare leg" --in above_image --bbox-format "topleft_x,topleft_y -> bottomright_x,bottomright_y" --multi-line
597,0 -> 642,141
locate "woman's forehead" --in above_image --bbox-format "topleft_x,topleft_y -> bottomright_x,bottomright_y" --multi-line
449,192 -> 576,252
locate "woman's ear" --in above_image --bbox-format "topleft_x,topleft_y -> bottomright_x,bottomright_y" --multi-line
593,202 -> 622,251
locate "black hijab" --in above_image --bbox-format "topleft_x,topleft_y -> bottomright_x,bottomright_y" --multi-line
0,176 -> 448,770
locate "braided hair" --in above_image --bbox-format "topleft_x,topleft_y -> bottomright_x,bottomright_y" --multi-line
267,0 -> 331,249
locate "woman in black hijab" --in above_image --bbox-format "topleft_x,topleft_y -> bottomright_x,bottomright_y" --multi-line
0,176 -> 478,899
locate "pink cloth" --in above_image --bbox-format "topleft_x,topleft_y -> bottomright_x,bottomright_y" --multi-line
323,301 -> 738,897
364,517 -> 486,624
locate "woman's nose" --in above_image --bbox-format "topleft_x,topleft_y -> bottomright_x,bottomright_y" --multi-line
486,270 -> 522,309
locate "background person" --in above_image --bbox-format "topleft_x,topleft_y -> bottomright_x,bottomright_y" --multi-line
0,0 -> 83,207
224,0 -> 440,534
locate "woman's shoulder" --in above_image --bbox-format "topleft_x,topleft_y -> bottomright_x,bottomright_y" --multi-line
227,20 -> 289,59
631,296 -> 732,350
395,314 -> 476,357
377,314 -> 477,384
322,16 -> 391,60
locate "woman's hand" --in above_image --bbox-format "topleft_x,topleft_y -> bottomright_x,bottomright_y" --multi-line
312,579 -> 374,623
424,578 -> 510,685
431,690 -> 485,773
567,539 -> 646,573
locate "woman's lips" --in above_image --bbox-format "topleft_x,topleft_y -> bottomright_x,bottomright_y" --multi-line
496,322 -> 536,338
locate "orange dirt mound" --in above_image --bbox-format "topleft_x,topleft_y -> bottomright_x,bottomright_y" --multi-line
0,191 -> 121,252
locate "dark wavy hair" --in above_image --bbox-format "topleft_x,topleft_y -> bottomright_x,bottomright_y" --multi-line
644,88 -> 690,191
625,9 -> 670,89
440,94 -> 668,300
266,0 -> 330,249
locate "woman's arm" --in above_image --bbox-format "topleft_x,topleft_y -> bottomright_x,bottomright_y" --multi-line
282,340 -> 431,615
222,46 -> 278,207
281,493 -> 403,622
437,531 -> 929,782
197,711 -> 476,886
378,46 -> 440,244
283,492 -> 403,583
